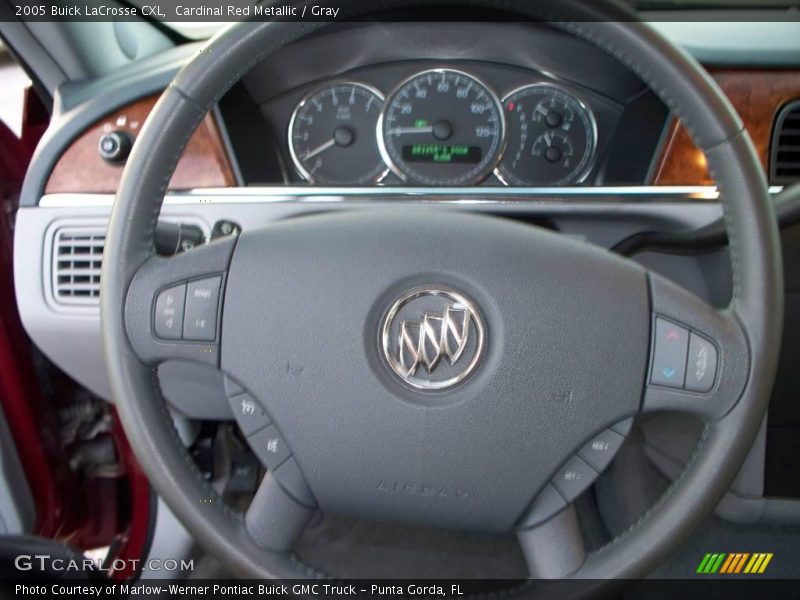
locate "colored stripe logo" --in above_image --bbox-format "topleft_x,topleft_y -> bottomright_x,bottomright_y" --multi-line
697,553 -> 773,574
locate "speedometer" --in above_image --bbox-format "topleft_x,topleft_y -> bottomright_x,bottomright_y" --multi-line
378,69 -> 505,185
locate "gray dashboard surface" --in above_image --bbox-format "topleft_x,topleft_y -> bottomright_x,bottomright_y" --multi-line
18,19 -> 800,208
240,23 -> 646,104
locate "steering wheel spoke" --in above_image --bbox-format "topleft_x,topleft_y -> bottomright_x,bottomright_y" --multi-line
246,467 -> 317,552
640,270 -> 750,422
123,236 -> 237,366
517,504 -> 586,579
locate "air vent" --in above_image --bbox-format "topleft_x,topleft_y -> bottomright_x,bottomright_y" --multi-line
771,100 -> 800,186
52,227 -> 105,304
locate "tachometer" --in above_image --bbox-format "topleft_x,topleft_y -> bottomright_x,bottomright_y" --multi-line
496,84 -> 597,186
378,69 -> 505,185
289,82 -> 386,185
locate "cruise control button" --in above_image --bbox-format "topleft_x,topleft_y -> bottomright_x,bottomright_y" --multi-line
154,283 -> 186,340
578,428 -> 625,473
685,333 -> 718,393
650,318 -> 689,388
183,276 -> 221,341
229,393 -> 270,436
248,424 -> 291,470
518,483 -> 567,529
551,456 -> 598,502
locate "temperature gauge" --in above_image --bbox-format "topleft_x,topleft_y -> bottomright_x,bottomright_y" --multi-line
496,84 -> 597,186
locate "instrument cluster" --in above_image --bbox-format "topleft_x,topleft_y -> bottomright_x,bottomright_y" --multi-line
287,68 -> 598,186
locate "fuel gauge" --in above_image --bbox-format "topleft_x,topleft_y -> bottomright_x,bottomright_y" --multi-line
496,84 -> 597,186
532,130 -> 574,165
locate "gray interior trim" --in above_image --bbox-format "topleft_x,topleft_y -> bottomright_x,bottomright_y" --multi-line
642,412 -> 770,525
0,21 -> 67,100
715,494 -> 800,525
24,21 -> 173,82
644,420 -> 800,527
15,196 -> 725,401
139,497 -> 195,580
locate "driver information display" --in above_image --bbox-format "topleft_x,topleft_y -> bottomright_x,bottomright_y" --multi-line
402,144 -> 482,163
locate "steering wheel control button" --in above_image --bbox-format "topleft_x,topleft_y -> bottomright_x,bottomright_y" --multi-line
183,276 -> 222,341
249,424 -> 291,470
518,483 -> 567,529
229,393 -> 271,436
578,428 -> 625,473
153,284 -> 186,340
273,457 -> 315,508
551,455 -> 599,502
685,333 -> 718,393
381,287 -> 486,390
650,317 -> 689,388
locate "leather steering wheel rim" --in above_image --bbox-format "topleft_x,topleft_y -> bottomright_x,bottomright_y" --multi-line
101,0 -> 783,585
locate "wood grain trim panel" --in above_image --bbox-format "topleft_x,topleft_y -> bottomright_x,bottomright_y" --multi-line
45,95 -> 236,194
653,69 -> 800,186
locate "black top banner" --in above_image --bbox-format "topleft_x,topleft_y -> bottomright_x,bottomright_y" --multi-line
2,0 -> 799,23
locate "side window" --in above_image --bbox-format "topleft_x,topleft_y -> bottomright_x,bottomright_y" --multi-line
0,43 -> 47,207
0,43 -> 31,138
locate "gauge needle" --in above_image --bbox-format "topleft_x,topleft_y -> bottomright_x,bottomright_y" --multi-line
544,133 -> 553,147
535,105 -> 549,117
302,138 -> 337,160
387,126 -> 434,135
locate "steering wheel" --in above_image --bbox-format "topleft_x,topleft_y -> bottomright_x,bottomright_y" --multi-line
101,0 -> 783,585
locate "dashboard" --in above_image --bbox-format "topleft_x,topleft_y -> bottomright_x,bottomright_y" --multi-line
284,68 -> 604,186
29,21 -> 800,200
228,22 -> 667,189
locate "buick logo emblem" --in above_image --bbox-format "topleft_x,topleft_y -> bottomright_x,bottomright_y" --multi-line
381,288 -> 485,390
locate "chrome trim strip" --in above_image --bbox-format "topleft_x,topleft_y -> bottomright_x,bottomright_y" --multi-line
37,186 -> 785,208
